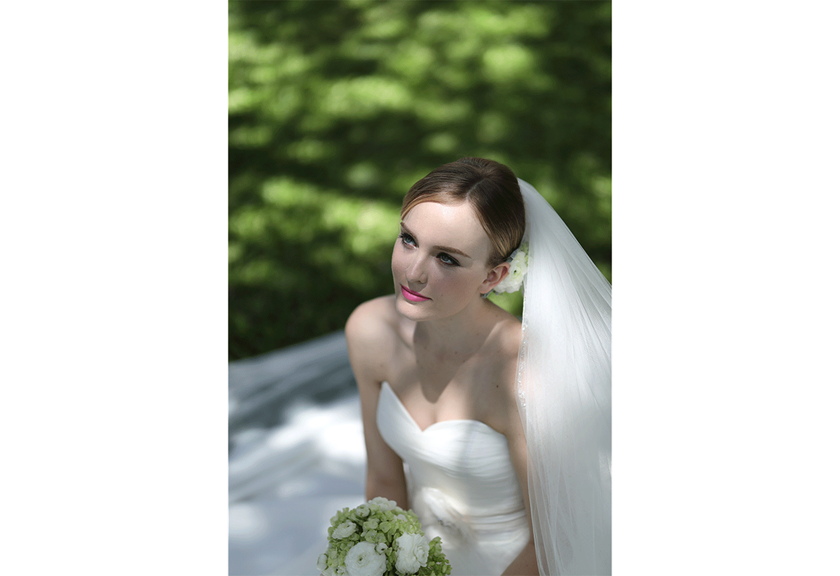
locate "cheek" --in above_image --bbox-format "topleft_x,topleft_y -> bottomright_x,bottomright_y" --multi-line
390,242 -> 402,275
449,274 -> 475,298
434,270 -> 476,298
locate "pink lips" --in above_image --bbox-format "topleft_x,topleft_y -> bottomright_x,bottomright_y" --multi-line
400,285 -> 430,302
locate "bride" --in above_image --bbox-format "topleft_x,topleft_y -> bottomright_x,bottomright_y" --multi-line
345,158 -> 611,576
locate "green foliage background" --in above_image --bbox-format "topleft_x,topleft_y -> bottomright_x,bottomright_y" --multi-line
229,0 -> 611,361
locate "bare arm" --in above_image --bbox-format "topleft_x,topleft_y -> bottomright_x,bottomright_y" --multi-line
499,404 -> 539,576
495,324 -> 539,576
346,298 -> 409,509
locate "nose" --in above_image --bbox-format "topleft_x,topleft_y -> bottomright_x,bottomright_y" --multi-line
405,253 -> 428,285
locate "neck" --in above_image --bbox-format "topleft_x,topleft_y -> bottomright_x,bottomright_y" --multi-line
412,295 -> 497,357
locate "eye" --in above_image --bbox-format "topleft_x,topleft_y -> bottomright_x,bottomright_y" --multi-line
438,252 -> 460,266
399,232 -> 416,247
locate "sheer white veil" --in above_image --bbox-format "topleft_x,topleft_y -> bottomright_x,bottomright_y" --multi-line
515,178 -> 611,575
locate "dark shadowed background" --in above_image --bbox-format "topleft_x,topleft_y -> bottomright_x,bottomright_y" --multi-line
229,0 -> 611,361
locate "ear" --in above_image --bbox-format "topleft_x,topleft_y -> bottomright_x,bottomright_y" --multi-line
480,262 -> 511,296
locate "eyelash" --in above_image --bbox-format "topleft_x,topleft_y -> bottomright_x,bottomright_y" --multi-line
399,232 -> 460,267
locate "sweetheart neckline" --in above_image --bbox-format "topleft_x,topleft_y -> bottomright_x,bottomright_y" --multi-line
380,381 -> 506,438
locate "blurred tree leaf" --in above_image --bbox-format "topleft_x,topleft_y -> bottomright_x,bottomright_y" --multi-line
229,0 -> 611,360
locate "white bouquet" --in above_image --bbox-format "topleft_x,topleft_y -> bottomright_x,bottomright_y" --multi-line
317,497 -> 451,576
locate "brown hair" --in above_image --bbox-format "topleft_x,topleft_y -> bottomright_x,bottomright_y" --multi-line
400,157 -> 525,266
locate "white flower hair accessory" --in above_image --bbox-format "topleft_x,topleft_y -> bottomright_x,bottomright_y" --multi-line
492,242 -> 529,294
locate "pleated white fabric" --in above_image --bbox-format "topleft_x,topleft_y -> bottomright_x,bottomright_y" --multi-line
377,382 -> 531,576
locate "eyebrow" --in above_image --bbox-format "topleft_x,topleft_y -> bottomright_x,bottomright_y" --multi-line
400,223 -> 473,259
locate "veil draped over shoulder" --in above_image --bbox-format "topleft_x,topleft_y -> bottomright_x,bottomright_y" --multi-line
515,179 -> 612,575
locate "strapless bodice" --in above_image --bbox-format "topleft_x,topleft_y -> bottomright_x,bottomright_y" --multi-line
376,382 -> 530,576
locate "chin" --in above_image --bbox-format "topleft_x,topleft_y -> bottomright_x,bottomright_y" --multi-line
394,293 -> 428,321
394,290 -> 474,323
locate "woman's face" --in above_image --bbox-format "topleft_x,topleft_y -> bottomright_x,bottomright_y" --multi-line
391,200 -> 504,322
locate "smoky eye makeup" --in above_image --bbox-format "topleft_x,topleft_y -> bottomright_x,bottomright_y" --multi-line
398,228 -> 462,267
438,252 -> 460,266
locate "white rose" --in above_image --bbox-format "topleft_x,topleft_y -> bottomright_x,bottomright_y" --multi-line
395,533 -> 429,574
370,497 -> 397,511
332,520 -> 357,539
344,541 -> 387,576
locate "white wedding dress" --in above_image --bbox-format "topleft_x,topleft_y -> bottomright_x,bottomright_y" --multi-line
377,382 -> 531,576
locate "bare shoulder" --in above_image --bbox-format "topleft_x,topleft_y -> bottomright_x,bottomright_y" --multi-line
500,318 -> 524,400
481,306 -> 525,430
345,295 -> 402,385
346,295 -> 399,344
497,309 -> 524,361
487,305 -> 524,381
